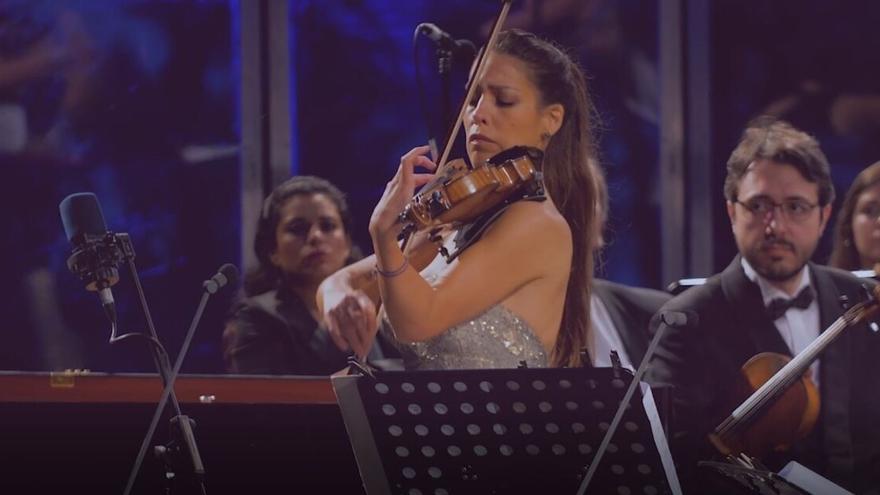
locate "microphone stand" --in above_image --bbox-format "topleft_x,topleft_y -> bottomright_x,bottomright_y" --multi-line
576,312 -> 681,495
104,234 -> 210,495
436,44 -> 453,145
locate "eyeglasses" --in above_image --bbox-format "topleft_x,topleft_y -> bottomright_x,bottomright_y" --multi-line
733,197 -> 819,222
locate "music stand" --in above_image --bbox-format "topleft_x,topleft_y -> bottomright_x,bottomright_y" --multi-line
699,461 -> 811,495
333,367 -> 681,494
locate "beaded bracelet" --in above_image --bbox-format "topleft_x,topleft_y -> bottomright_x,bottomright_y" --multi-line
375,255 -> 409,278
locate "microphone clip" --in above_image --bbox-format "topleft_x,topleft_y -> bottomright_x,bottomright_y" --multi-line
417,22 -> 476,75
66,231 -> 135,291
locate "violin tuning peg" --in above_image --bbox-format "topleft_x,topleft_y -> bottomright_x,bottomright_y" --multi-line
428,227 -> 443,244
396,207 -> 410,224
838,295 -> 851,310
861,284 -> 876,301
396,223 -> 415,243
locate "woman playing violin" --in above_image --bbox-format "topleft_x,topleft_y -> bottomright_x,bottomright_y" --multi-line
318,29 -> 601,369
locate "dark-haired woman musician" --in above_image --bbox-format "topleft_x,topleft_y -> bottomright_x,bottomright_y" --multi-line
318,30 -> 602,370
223,176 -> 392,374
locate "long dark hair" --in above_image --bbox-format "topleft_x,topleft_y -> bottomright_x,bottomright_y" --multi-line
829,161 -> 880,270
246,175 -> 361,296
495,30 -> 601,367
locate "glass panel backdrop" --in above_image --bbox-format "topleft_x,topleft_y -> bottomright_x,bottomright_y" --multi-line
0,0 -> 240,373
11,0 -> 878,375
2,0 -> 667,374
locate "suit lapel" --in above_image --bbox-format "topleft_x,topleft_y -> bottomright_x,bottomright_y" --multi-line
811,263 -> 846,332
720,255 -> 792,356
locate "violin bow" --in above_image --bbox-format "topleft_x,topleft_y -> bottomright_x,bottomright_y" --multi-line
434,0 -> 513,172
398,1 -> 513,249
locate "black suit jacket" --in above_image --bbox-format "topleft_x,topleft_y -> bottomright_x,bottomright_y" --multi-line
592,279 -> 671,366
647,256 -> 880,494
222,287 -> 393,375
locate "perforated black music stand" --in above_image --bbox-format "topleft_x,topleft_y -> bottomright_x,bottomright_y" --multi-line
699,461 -> 811,495
333,367 -> 682,494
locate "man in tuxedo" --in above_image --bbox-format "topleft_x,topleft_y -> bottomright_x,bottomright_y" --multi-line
647,119 -> 880,494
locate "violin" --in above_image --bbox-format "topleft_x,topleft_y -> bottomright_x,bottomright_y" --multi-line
709,282 -> 880,461
399,146 -> 545,233
709,352 -> 819,459
396,1 -> 541,247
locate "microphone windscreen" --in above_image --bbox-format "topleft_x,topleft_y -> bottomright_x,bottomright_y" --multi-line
660,310 -> 700,328
217,263 -> 239,288
60,192 -> 107,242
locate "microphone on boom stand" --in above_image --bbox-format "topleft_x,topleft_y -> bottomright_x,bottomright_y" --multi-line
59,192 -> 239,494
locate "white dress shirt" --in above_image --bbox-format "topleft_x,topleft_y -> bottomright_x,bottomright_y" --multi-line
741,258 -> 821,385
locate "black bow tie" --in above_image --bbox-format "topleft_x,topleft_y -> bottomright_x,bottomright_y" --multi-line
766,286 -> 815,320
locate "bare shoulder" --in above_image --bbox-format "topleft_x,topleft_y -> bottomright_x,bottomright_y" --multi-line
482,200 -> 572,256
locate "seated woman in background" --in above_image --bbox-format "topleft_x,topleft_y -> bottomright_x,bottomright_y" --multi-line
223,176 -> 392,375
318,29 -> 602,370
829,161 -> 880,270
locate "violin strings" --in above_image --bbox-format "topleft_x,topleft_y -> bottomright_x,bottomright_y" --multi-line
719,314 -> 851,436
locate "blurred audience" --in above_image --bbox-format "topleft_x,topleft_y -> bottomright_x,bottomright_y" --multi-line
0,6 -> 98,157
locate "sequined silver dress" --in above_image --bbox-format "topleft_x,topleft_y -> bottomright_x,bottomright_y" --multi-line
380,304 -> 549,370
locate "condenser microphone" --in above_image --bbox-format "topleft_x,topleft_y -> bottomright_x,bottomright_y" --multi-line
59,192 -> 126,323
